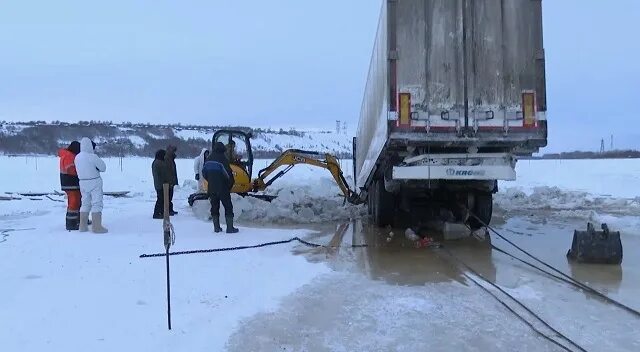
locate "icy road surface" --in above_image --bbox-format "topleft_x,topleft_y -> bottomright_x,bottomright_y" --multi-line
1,156 -> 639,351
228,219 -> 640,352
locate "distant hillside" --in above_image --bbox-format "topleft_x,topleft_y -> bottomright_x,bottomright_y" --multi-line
533,150 -> 640,160
0,121 -> 353,158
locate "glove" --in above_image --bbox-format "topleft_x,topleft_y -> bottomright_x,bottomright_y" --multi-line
195,174 -> 200,181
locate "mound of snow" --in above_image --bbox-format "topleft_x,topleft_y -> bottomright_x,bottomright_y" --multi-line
191,176 -> 366,224
496,186 -> 640,217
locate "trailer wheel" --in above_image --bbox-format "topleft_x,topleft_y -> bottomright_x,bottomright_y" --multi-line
373,179 -> 394,227
468,192 -> 493,230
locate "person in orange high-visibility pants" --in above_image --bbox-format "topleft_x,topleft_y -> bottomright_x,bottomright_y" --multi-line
58,141 -> 82,230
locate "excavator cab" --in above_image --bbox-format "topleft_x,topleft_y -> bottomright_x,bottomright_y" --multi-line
210,129 -> 254,194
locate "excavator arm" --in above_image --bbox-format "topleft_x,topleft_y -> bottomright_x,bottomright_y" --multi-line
252,149 -> 362,205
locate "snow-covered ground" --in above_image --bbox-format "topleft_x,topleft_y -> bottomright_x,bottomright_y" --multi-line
2,156 -> 640,351
0,155 -> 339,351
497,159 -> 640,232
504,158 -> 640,198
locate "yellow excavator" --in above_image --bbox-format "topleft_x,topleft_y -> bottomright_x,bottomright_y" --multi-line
188,129 -> 361,206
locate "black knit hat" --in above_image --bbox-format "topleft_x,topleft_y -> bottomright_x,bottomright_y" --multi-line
67,141 -> 81,155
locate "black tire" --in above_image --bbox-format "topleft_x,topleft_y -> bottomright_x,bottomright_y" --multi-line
468,192 -> 493,230
373,179 -> 394,227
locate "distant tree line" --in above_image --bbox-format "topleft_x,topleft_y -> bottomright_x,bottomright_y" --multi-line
0,121 -> 349,159
0,120 -> 332,135
530,150 -> 640,160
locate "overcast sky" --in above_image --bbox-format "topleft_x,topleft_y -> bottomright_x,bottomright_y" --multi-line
1,0 -> 639,152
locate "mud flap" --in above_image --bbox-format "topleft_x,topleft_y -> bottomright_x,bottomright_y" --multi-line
567,223 -> 623,264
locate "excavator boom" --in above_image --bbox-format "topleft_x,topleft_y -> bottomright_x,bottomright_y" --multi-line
252,149 -> 361,205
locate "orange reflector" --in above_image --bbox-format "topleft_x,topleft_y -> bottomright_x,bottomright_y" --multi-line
522,91 -> 537,128
398,93 -> 411,127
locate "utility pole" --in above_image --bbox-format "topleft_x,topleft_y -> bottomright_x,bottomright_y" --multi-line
600,139 -> 605,153
119,142 -> 124,172
336,120 -> 341,134
162,184 -> 174,330
610,135 -> 614,151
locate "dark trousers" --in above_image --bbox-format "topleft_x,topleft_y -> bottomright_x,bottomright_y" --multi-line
209,191 -> 234,218
154,188 -> 165,216
169,185 -> 175,212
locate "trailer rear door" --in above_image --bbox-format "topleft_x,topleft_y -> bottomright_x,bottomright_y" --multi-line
393,0 -> 546,134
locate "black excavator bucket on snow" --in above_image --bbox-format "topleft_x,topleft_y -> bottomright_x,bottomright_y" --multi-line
567,223 -> 623,264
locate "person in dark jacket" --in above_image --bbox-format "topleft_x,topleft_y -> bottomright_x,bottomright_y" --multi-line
152,149 -> 168,219
165,145 -> 178,215
202,142 -> 238,233
58,141 -> 81,230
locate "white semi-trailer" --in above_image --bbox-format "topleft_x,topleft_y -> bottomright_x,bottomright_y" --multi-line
354,0 -> 547,228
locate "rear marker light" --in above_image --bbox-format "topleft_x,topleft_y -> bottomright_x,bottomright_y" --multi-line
522,91 -> 537,128
398,93 -> 411,128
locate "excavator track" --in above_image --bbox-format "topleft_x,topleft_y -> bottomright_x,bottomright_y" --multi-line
188,192 -> 278,206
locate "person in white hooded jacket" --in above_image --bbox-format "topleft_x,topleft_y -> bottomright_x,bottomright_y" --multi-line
75,137 -> 108,233
193,148 -> 209,192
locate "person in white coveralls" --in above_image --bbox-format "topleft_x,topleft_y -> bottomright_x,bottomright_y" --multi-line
193,148 -> 210,192
74,137 -> 108,233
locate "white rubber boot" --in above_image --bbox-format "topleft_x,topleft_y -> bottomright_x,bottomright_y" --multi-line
79,212 -> 89,232
91,212 -> 109,234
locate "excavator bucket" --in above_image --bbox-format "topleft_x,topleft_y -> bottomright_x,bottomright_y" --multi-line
567,223 -> 623,264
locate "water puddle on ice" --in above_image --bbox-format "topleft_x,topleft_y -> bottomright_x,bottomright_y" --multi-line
290,216 -> 640,300
289,219 -> 496,287
227,216 -> 640,352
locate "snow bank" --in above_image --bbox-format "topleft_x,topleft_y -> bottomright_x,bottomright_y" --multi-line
238,178 -> 365,224
496,186 -> 640,216
503,159 -> 640,198
495,186 -> 640,235
495,158 -> 640,225
190,176 -> 366,224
